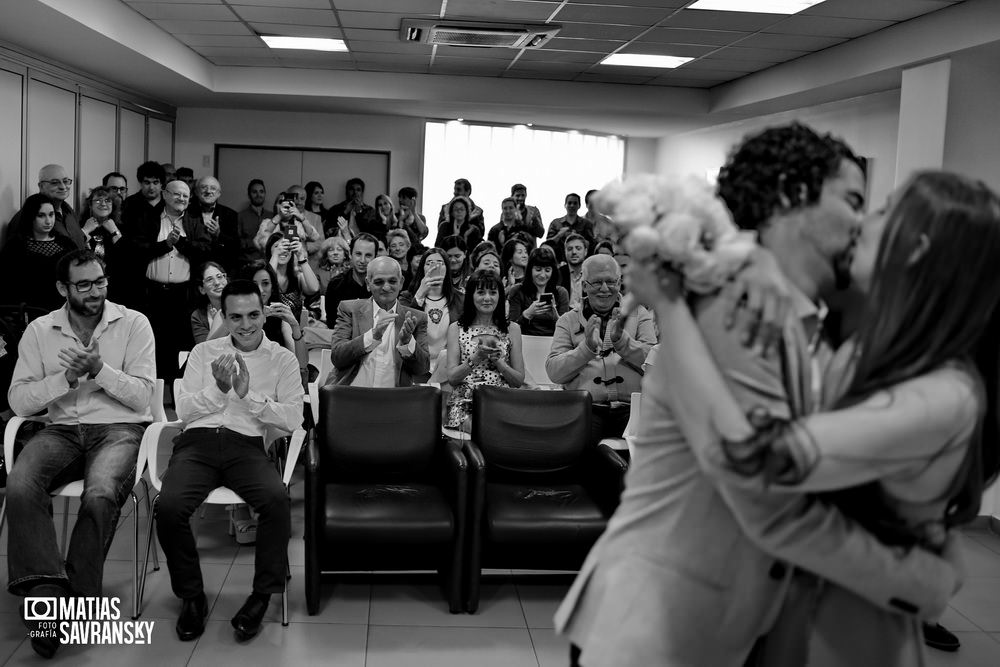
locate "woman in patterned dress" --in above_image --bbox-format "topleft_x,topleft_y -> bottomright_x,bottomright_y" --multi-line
445,269 -> 525,432
0,194 -> 76,311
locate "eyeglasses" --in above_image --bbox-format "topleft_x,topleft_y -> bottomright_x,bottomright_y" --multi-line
107,186 -> 128,194
203,274 -> 227,285
42,178 -> 72,187
92,197 -> 113,206
583,279 -> 620,290
64,276 -> 109,293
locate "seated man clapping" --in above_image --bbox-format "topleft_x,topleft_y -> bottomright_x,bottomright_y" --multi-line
157,279 -> 303,643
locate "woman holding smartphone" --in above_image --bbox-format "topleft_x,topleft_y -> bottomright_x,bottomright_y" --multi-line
446,269 -> 525,432
400,247 -> 465,378
507,246 -> 569,336
255,191 -> 322,253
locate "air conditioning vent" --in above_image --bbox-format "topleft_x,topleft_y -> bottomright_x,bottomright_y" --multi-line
401,19 -> 560,49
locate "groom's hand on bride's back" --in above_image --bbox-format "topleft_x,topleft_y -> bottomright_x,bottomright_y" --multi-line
723,246 -> 791,358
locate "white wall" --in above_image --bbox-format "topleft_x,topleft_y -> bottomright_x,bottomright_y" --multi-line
174,108 -> 424,213
944,44 -> 1000,194
624,137 -> 657,176
656,89 -> 902,210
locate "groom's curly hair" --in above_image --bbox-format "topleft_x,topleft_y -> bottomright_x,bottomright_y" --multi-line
716,122 -> 864,231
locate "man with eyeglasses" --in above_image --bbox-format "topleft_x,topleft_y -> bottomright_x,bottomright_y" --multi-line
102,171 -> 129,202
5,249 -> 155,659
192,176 -> 240,273
132,179 -> 210,385
6,164 -> 86,249
546,254 -> 655,448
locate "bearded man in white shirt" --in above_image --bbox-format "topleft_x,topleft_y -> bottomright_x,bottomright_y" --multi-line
6,249 -> 156,659
157,279 -> 303,644
328,256 -> 429,387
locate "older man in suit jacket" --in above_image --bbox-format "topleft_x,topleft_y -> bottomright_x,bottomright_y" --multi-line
328,256 -> 429,386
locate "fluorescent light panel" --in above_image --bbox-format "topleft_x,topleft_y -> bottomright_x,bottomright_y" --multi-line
687,0 -> 824,13
261,36 -> 347,52
601,53 -> 693,69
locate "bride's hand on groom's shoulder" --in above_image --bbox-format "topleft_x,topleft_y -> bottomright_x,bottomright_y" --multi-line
722,246 -> 791,358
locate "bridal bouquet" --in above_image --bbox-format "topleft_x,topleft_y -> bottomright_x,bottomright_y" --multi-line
594,174 -> 756,294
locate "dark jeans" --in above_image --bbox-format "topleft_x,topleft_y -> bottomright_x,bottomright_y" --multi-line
156,427 -> 290,599
590,403 -> 630,448
6,423 -> 144,597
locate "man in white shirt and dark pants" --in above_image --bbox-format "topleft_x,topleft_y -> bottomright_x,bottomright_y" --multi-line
6,249 -> 156,659
157,279 -> 303,643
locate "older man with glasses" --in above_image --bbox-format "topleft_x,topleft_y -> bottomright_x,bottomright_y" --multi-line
5,164 -> 86,249
5,249 -> 155,658
131,179 -> 210,385
546,254 -> 656,449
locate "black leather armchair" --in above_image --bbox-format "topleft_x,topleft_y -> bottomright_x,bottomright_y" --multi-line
464,386 -> 627,613
305,385 -> 467,614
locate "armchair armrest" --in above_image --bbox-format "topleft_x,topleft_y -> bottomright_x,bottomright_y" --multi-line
437,436 -> 468,512
585,443 -> 628,515
304,438 -> 323,538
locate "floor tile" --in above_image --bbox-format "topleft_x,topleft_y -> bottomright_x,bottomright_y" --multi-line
186,620 -> 367,667
959,535 -> 1000,577
950,578 -> 1000,632
365,625 -> 538,667
964,529 -> 1000,557
516,582 -> 569,629
530,627 -> 570,667
941,605 -> 982,632
209,564 -> 370,625
370,578 -> 525,628
925,631 -> 1000,667
0,607 -> 28,665
2,623 -> 194,666
128,561 -> 234,623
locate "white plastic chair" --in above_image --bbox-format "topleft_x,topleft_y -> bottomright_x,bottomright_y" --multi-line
0,379 -> 166,619
521,334 -> 558,388
137,422 -> 306,625
307,349 -> 333,425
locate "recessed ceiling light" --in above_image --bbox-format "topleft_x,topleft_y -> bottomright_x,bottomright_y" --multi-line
600,53 -> 693,69
526,123 -> 533,127
687,0 -> 824,14
456,118 -> 464,122
261,36 -> 348,52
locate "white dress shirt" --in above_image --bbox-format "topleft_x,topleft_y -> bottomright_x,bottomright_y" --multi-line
8,302 -> 156,424
177,334 -> 303,438
352,299 -> 416,388
146,212 -> 190,283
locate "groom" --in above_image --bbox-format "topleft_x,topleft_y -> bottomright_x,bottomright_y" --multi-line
609,123 -> 961,667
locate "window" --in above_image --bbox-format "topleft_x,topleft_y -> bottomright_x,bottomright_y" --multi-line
422,121 -> 624,240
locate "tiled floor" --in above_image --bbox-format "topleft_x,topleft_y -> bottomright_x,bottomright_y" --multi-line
1,482 -> 1000,666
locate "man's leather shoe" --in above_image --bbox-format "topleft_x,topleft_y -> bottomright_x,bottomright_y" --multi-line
176,593 -> 208,641
231,594 -> 269,642
923,622 -> 961,652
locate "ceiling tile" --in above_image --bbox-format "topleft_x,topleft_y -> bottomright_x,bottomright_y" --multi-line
637,27 -> 748,46
556,22 -> 646,40
352,53 -> 432,65
275,59 -> 356,69
206,56 -> 279,66
621,43 -> 717,58
131,3 -> 236,20
575,72 -> 657,84
230,6 -> 338,26
248,23 -> 344,38
347,40 -> 434,55
543,37 -> 626,52
801,0 -> 956,22
225,0 -> 330,7
435,45 -> 526,60
552,5 -> 677,26
662,10 -> 785,31
334,0 -> 441,11
192,46 -> 271,57
445,0 -> 559,22
127,0 -> 222,4
154,20 -> 253,35
659,68 -> 747,81
338,11 -> 437,30
355,61 -> 431,74
735,33 -> 847,50
341,28 -> 399,42
509,63 -> 590,75
518,49 -> 604,64
710,45 -> 808,61
683,57 -> 774,73
767,15 -> 894,38
648,78 -> 718,88
176,34 -> 267,47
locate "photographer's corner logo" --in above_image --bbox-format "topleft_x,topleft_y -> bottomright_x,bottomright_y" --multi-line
24,596 -> 155,645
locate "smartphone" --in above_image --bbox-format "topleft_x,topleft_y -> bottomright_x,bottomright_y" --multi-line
539,292 -> 554,306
